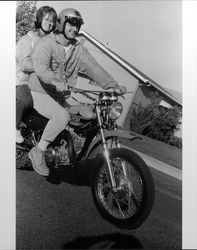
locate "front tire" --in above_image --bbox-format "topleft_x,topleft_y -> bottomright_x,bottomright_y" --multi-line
91,148 -> 155,229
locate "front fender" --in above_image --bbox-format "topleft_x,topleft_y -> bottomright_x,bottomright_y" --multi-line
85,128 -> 140,158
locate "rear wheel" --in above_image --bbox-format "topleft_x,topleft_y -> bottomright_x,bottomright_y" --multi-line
16,144 -> 31,169
91,148 -> 155,229
16,130 -> 34,169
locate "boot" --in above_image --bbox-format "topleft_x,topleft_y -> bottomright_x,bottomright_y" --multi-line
28,145 -> 49,176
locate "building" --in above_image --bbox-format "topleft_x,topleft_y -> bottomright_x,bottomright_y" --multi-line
76,30 -> 182,137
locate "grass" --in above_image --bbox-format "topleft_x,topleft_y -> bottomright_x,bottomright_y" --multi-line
119,131 -> 182,170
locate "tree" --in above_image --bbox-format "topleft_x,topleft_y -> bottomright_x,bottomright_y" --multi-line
16,1 -> 37,42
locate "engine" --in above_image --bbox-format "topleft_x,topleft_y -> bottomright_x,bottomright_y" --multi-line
45,140 -> 70,166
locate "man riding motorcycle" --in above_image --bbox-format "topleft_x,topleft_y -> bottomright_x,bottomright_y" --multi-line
27,8 -> 127,176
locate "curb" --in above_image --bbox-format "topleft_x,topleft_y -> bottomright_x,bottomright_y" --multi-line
122,145 -> 182,181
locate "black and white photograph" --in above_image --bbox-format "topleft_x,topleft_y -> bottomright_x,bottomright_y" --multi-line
0,1 -> 197,249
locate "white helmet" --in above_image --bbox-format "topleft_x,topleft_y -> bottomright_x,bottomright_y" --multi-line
56,8 -> 84,33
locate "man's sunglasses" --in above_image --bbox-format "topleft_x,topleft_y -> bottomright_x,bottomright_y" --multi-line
65,16 -> 84,28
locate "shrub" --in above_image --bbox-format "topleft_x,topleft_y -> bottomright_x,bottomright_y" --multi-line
145,105 -> 182,143
169,136 -> 182,149
130,92 -> 162,134
130,92 -> 182,147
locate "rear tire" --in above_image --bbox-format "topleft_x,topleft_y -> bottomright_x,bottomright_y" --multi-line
16,145 -> 32,169
91,148 -> 155,229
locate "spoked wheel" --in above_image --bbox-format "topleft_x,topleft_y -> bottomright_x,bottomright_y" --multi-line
16,146 -> 31,169
16,136 -> 33,169
91,148 -> 155,229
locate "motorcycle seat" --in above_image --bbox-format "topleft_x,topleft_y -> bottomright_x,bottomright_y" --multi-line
23,105 -> 96,130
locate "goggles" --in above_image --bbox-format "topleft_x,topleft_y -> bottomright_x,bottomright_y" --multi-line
65,16 -> 84,28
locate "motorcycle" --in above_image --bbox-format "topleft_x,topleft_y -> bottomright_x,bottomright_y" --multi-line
16,87 -> 155,229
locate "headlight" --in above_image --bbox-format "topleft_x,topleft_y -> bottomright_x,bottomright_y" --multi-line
109,102 -> 123,120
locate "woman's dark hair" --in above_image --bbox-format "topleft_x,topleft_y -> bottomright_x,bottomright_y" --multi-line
34,6 -> 57,30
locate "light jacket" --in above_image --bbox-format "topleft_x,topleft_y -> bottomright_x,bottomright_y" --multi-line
16,30 -> 41,86
28,33 -> 118,101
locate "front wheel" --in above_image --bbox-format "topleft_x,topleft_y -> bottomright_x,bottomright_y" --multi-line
91,148 -> 155,229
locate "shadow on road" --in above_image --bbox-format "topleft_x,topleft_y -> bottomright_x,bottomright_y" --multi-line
46,159 -> 97,187
62,233 -> 143,249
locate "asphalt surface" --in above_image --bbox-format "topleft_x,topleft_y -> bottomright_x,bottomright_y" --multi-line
16,156 -> 182,249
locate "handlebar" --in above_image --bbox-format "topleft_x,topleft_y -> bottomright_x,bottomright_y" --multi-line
67,86 -> 133,95
63,87 -> 133,102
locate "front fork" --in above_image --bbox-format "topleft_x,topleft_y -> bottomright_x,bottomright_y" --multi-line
96,105 -> 127,192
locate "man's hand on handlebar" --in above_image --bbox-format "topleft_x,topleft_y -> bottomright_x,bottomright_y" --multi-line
56,81 -> 68,92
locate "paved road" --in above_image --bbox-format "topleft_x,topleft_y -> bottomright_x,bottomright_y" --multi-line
16,158 -> 182,249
